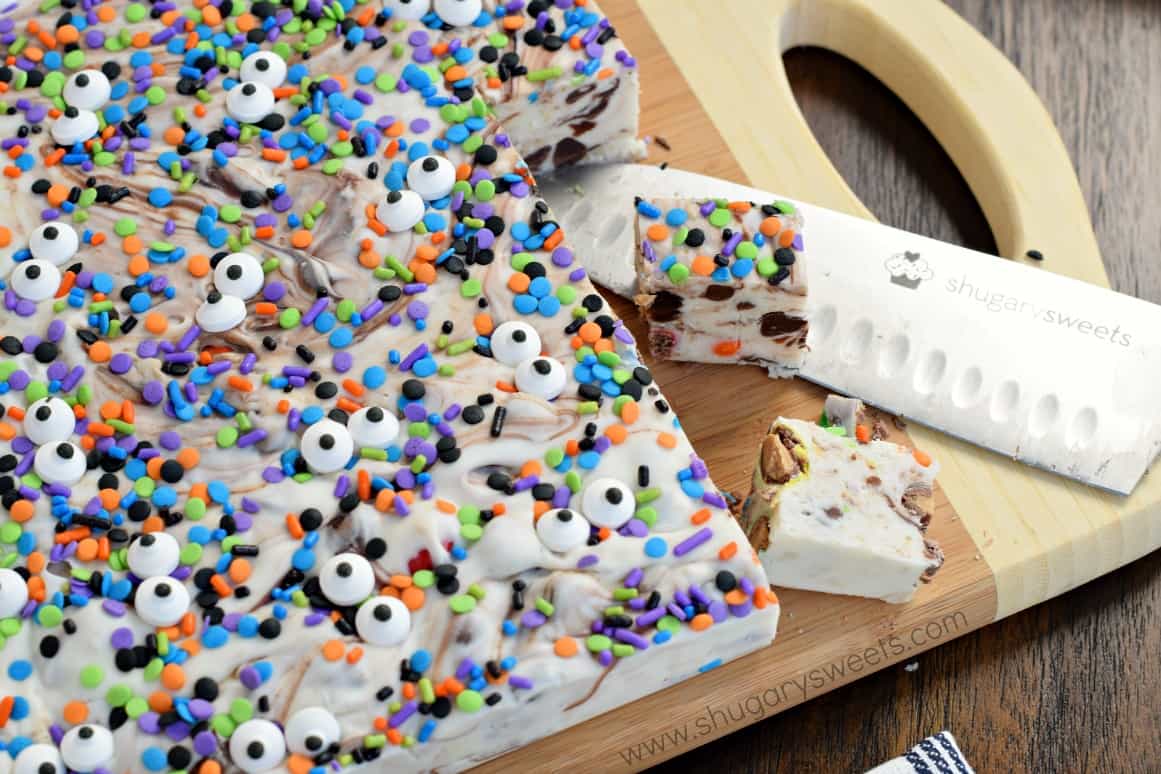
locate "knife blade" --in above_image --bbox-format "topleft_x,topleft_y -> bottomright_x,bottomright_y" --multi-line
538,163 -> 1161,495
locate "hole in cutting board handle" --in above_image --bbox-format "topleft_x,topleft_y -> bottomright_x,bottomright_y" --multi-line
782,46 -> 998,257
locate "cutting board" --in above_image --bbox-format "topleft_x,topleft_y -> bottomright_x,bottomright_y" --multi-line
480,1 -> 1161,770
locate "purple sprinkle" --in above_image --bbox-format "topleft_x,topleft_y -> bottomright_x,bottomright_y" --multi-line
739,577 -> 755,596
576,554 -> 599,569
521,610 -> 546,628
598,650 -> 614,667
666,603 -> 687,621
613,629 -> 649,649
635,608 -> 666,628
508,675 -> 534,690
389,701 -> 417,729
673,528 -> 713,557
551,247 -> 573,267
137,712 -> 161,734
332,351 -> 352,373
194,730 -> 218,756
110,627 -> 134,648
624,568 -> 643,588
158,431 -> 182,451
708,600 -> 729,623
263,281 -> 286,302
240,666 -> 262,689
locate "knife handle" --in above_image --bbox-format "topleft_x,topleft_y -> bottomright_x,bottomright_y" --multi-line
641,0 -> 1107,288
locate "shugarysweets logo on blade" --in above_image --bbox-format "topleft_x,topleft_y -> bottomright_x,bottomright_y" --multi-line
884,250 -> 933,290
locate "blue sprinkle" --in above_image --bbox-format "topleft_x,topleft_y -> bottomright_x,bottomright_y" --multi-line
363,366 -> 387,389
680,479 -> 705,498
412,356 -> 437,377
292,548 -> 316,571
510,222 -> 531,241
237,616 -> 260,637
731,258 -> 754,278
207,480 -> 230,504
653,630 -> 672,645
7,660 -> 32,681
665,208 -> 688,226
411,649 -> 432,673
142,747 -> 169,771
537,296 -> 560,316
301,406 -> 325,424
577,450 -> 601,469
698,658 -> 724,673
644,537 -> 668,558
201,626 -> 229,648
502,620 -> 518,636
528,276 -> 551,299
90,273 -> 114,294
513,295 -> 537,315
148,188 -> 173,208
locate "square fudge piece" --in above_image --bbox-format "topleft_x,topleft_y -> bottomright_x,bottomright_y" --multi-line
634,197 -> 809,372
739,398 -> 944,604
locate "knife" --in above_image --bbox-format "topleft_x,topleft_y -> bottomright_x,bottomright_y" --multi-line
538,162 -> 1161,495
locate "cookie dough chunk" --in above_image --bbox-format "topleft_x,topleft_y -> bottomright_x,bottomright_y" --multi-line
740,398 -> 943,603
634,198 -> 809,373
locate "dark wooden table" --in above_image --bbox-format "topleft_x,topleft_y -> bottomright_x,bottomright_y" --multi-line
650,1 -> 1161,771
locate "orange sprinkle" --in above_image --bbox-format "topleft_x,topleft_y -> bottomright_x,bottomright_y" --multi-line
357,469 -> 371,500
146,457 -> 164,479
210,574 -> 232,598
778,230 -> 797,248
646,223 -> 668,242
178,447 -> 202,470
201,4 -> 221,25
689,613 -> 713,631
9,499 -> 34,523
290,229 -> 313,248
436,499 -> 457,514
144,312 -> 168,335
261,148 -> 287,163
604,424 -> 628,444
358,249 -> 380,269
713,340 -> 742,356
619,401 -> 639,425
342,379 -> 365,397
728,201 -> 752,213
227,376 -> 254,392
335,397 -> 361,414
553,637 -> 579,658
753,587 -> 768,609
253,302 -> 278,316
87,341 -> 111,364
724,589 -> 748,606
346,646 -> 364,665
759,216 -> 782,237
228,559 -> 251,584
148,691 -> 173,712
532,501 -> 549,519
507,273 -> 530,293
501,14 -> 524,30
400,586 -> 425,611
444,65 -> 468,82
161,663 -> 186,690
0,226 -> 11,247
141,516 -> 164,534
287,756 -> 313,774
75,538 -> 99,562
99,401 -> 121,420
99,489 -> 121,510
690,508 -> 711,525
411,262 -> 436,285
473,313 -> 494,335
61,700 -> 88,725
855,424 -> 871,443
718,541 -> 738,560
543,228 -> 564,250
163,125 -> 186,145
913,449 -> 932,467
657,432 -> 677,449
491,502 -> 506,516
187,253 -> 210,277
87,421 -> 115,438
577,321 -> 601,344
690,255 -> 715,275
285,513 -> 305,540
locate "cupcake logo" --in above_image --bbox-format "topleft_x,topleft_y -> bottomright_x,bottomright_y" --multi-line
885,251 -> 933,290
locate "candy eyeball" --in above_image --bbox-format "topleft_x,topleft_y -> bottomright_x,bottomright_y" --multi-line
51,106 -> 99,146
29,221 -> 79,265
536,508 -> 591,553
514,357 -> 566,400
490,321 -> 541,366
385,0 -> 431,21
135,575 -> 191,627
33,441 -> 86,486
348,406 -> 400,448
0,567 -> 29,618
239,51 -> 287,89
59,724 -> 115,773
355,595 -> 411,646
228,718 -> 286,774
581,477 -> 635,529
284,707 -> 341,756
195,291 -> 247,333
213,251 -> 264,299
127,532 -> 181,578
23,397 -> 75,445
300,418 -> 354,474
63,69 -> 112,111
434,0 -> 482,26
13,743 -> 64,774
319,552 -> 375,606
406,155 -> 455,201
10,259 -> 61,302
376,188 -> 425,232
226,81 -> 275,124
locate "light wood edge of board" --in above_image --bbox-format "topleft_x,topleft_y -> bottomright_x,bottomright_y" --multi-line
639,0 -> 1161,620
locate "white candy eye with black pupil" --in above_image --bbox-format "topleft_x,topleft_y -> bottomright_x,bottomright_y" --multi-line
490,321 -> 541,366
135,575 -> 191,627
348,406 -> 400,448
300,418 -> 354,474
213,251 -> 264,299
536,508 -> 591,553
376,188 -> 425,231
63,69 -> 112,111
59,724 -> 115,773
434,0 -> 482,26
406,155 -> 455,201
385,0 -> 431,21
0,567 -> 29,619
13,743 -> 63,774
239,51 -> 286,89
355,595 -> 411,646
127,532 -> 180,578
23,397 -> 74,445
284,707 -> 341,756
226,81 -> 275,124
11,259 -> 61,302
229,719 -> 286,774
195,290 -> 247,333
33,441 -> 86,486
50,106 -> 99,146
319,552 -> 375,606
514,357 -> 566,400
581,477 -> 635,529
29,221 -> 79,265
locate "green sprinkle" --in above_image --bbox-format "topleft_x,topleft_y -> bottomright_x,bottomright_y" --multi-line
635,487 -> 661,504
577,401 -> 599,414
467,583 -> 486,600
230,698 -> 254,723
180,543 -> 203,565
279,308 -> 302,328
114,218 -> 137,237
80,664 -> 104,688
457,506 -> 481,525
545,448 -> 564,467
106,684 -> 133,707
460,523 -> 483,542
586,634 -> 612,652
185,498 -> 206,520
456,690 -> 483,713
125,697 -> 149,718
612,644 -> 636,658
374,73 -> 397,92
219,204 -> 242,223
143,658 -> 164,681
613,587 -> 638,601
359,447 -> 388,461
735,241 -> 758,260
511,252 -> 533,271
708,208 -> 731,228
657,615 -> 681,633
565,471 -> 582,493
449,594 -> 476,614
412,569 -> 434,588
145,85 -> 166,105
459,277 -> 482,298
756,257 -> 777,277
634,506 -> 657,527
535,597 -> 554,617
124,2 -> 147,20
216,426 -> 239,448
526,66 -> 563,82
336,298 -> 356,322
475,179 -> 495,201
667,263 -> 691,283
0,523 -> 22,544
211,714 -> 236,737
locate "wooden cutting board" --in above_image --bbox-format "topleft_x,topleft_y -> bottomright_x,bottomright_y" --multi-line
480,1 -> 1161,770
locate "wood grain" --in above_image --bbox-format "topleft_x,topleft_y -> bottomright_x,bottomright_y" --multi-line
633,0 -> 1161,771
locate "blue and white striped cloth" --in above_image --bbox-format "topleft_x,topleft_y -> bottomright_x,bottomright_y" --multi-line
865,731 -> 974,774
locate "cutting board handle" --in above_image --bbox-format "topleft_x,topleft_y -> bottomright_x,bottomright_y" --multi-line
644,0 -> 1106,287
